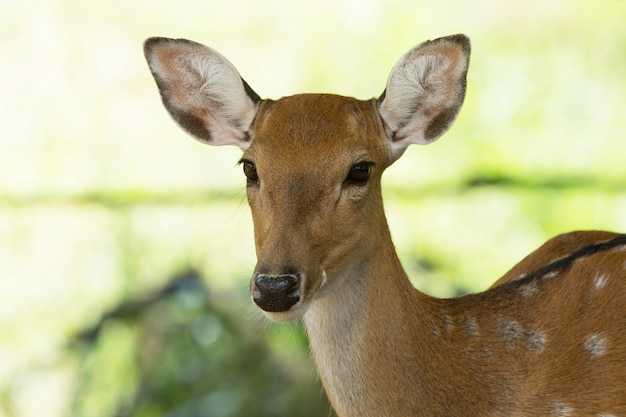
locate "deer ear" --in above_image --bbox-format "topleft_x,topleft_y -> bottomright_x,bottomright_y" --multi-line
378,34 -> 470,159
144,37 -> 261,149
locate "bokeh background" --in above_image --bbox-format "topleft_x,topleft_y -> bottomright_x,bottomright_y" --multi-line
1,0 -> 625,416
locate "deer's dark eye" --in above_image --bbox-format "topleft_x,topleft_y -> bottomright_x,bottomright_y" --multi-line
240,160 -> 258,184
345,161 -> 374,186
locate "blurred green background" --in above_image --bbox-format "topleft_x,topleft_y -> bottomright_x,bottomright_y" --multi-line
1,0 -> 625,416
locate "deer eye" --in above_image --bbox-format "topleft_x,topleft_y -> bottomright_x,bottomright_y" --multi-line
240,160 -> 258,184
345,161 -> 374,186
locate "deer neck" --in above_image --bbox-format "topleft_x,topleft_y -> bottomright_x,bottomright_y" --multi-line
302,218 -> 457,417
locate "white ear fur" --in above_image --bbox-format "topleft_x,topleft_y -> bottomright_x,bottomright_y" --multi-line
144,37 -> 261,149
378,34 -> 470,159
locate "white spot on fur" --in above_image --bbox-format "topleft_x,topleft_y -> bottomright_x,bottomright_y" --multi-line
480,347 -> 493,361
463,316 -> 479,338
575,253 -> 591,264
526,330 -> 547,354
552,401 -> 574,416
543,270 -> 559,280
584,333 -> 607,358
441,313 -> 454,333
593,273 -> 608,291
499,318 -> 522,348
464,347 -> 476,361
513,273 -> 528,282
520,282 -> 539,297
597,414 -> 617,417
549,255 -> 569,266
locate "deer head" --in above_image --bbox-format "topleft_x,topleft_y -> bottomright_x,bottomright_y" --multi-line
144,35 -> 470,321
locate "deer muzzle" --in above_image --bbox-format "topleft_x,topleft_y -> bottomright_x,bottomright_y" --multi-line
252,272 -> 302,312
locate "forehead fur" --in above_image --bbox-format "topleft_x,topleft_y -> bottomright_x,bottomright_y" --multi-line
250,94 -> 380,152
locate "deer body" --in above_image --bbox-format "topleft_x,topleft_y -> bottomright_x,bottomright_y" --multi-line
144,35 -> 626,416
305,227 -> 626,416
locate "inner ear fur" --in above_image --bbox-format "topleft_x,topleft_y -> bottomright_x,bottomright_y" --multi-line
144,37 -> 261,149
378,34 -> 470,158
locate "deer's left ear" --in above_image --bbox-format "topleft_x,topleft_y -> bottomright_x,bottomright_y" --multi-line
378,34 -> 470,159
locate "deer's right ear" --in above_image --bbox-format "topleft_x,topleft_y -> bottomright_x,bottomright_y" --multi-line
144,37 -> 261,149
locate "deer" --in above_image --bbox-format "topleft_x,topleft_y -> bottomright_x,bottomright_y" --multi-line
144,34 -> 626,416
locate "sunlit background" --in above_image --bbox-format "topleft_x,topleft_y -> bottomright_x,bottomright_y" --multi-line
1,0 -> 625,416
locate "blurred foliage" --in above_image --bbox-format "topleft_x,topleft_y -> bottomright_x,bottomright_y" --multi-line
0,0 -> 625,416
68,270 -> 335,417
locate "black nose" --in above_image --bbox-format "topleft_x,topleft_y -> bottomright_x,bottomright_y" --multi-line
252,273 -> 301,312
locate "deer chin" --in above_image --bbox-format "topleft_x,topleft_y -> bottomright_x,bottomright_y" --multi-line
261,301 -> 311,322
